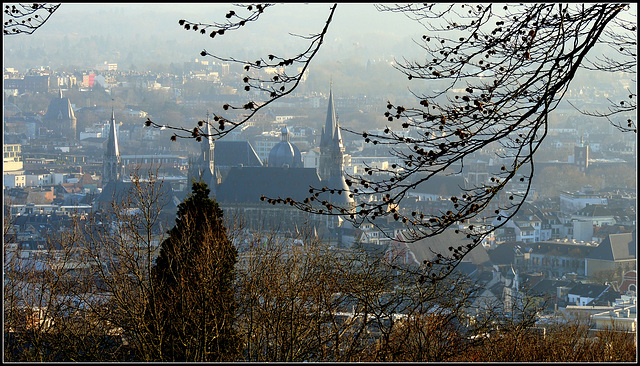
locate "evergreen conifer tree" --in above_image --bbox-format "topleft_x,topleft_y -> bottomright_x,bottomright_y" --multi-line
145,181 -> 239,361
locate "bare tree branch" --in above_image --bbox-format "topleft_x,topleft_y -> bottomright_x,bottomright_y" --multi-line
144,3 -> 338,142
573,5 -> 636,132
142,3 -> 633,279
267,3 -> 630,279
3,3 -> 61,35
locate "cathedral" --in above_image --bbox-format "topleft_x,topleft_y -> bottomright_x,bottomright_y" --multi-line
96,88 -> 355,241
190,88 -> 356,239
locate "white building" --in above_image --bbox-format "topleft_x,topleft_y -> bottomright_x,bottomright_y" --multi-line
560,186 -> 607,214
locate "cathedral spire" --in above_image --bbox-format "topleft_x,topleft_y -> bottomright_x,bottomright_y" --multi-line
103,109 -> 122,185
318,85 -> 347,183
201,111 -> 213,156
107,108 -> 119,157
321,87 -> 338,148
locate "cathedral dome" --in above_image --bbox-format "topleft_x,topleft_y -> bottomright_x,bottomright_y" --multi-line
268,126 -> 303,168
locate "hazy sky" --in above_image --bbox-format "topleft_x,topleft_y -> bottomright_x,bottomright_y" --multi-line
5,3 -> 635,71
3,3 -> 427,69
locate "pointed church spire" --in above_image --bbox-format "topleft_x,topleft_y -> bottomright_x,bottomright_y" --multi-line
193,111 -> 215,189
103,109 -> 122,185
321,86 -> 338,148
106,108 -> 119,158
318,85 -> 345,182
201,111 -> 213,154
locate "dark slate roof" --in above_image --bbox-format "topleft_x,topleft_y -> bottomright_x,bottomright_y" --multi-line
215,166 -> 322,204
214,141 -> 263,168
96,180 -> 176,211
576,204 -> 613,217
402,229 -> 491,266
515,202 -> 536,215
455,261 -> 479,277
587,287 -> 621,306
487,242 -> 523,265
517,225 -> 535,231
568,283 -> 610,298
587,231 -> 636,261
405,172 -> 466,196
528,278 -> 575,297
43,91 -> 76,121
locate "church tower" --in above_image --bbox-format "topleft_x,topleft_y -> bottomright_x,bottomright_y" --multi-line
102,109 -> 123,186
317,87 -> 355,214
574,134 -> 589,173
200,112 -> 215,175
318,87 -> 345,182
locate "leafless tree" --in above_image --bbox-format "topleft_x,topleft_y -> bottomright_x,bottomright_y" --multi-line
3,212 -> 127,361
4,187 -> 636,362
452,316 -> 636,362
143,3 -> 635,280
81,169 -> 175,361
144,3 -> 337,141
3,3 -> 60,35
234,231 -> 500,362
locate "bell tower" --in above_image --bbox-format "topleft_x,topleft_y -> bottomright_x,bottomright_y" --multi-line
318,86 -> 345,182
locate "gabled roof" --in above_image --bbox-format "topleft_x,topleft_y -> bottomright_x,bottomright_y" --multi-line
586,287 -> 621,306
568,283 -> 610,298
43,90 -> 76,121
23,169 -> 51,175
455,261 -> 480,277
61,182 -> 83,194
576,204 -> 614,217
80,173 -> 97,185
512,202 -> 543,220
214,141 -> 263,168
516,224 -> 535,232
588,231 -> 636,261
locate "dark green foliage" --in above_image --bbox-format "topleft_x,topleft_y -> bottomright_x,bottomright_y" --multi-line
146,181 -> 240,361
